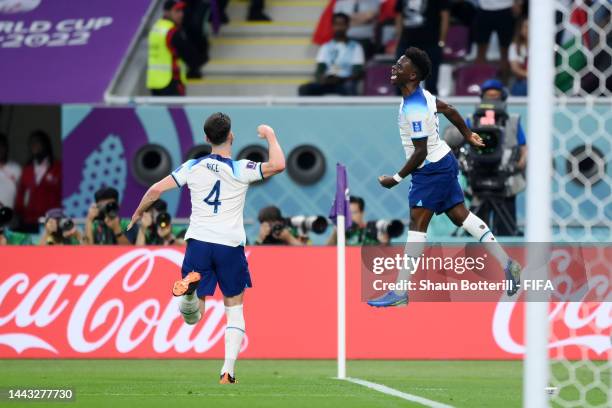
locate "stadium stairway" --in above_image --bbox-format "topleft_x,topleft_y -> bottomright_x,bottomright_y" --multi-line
186,0 -> 324,97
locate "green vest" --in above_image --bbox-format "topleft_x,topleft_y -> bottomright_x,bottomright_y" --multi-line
147,19 -> 186,89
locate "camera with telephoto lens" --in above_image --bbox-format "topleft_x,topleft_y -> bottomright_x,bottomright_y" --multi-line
287,215 -> 329,235
156,212 -> 172,229
97,201 -> 119,220
365,219 -> 405,240
462,99 -> 515,194
0,206 -> 14,233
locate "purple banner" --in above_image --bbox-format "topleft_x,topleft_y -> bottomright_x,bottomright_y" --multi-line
0,0 -> 150,103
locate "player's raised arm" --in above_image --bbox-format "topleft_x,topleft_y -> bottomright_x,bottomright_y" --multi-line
436,98 -> 485,148
257,124 -> 286,178
127,175 -> 177,230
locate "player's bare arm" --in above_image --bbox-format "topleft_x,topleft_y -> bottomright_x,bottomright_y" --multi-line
127,176 -> 177,230
378,138 -> 428,189
436,99 -> 485,148
258,124 -> 286,178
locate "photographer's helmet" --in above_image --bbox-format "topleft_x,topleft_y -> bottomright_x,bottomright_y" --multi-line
480,79 -> 508,101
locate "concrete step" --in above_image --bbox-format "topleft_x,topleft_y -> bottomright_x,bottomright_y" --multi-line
186,75 -> 311,96
209,37 -> 318,59
226,0 -> 324,22
218,20 -> 315,37
203,58 -> 316,75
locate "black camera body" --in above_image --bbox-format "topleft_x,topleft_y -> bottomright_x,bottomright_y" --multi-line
97,201 -> 119,220
365,219 -> 405,240
463,99 -> 515,194
59,218 -> 74,232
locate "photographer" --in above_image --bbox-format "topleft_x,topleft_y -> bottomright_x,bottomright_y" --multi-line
327,196 -> 391,246
136,200 -> 185,246
460,79 -> 527,236
85,187 -> 131,245
0,204 -> 31,245
254,206 -> 304,245
39,208 -> 82,245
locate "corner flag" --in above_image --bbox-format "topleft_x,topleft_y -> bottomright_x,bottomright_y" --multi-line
329,163 -> 352,230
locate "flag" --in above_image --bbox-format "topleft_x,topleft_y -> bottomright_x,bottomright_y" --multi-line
312,0 -> 336,45
329,163 -> 352,230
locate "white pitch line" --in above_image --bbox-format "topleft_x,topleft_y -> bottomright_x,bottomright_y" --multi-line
342,377 -> 455,408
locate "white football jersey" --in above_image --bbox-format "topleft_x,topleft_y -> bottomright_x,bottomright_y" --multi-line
398,87 -> 451,167
171,154 -> 263,247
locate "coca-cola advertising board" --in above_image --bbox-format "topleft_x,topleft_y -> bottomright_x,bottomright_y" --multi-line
0,247 -> 609,359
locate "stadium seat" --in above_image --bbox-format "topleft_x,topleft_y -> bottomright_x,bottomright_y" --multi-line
453,64 -> 499,96
443,25 -> 470,62
363,62 -> 395,96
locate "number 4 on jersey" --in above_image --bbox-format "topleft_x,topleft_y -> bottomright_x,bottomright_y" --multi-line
204,180 -> 221,213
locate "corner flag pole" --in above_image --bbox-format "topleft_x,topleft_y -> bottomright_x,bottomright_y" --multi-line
330,163 -> 351,380
337,212 -> 346,379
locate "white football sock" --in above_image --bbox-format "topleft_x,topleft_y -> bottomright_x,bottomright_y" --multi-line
394,231 -> 427,296
179,294 -> 201,325
220,304 -> 245,377
461,212 -> 510,267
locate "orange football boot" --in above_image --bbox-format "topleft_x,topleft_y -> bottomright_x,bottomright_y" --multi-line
172,271 -> 201,297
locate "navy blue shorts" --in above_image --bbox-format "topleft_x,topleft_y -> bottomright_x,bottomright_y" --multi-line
181,239 -> 252,298
409,152 -> 465,215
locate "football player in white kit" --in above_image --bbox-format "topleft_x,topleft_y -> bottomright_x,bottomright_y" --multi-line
368,47 -> 522,307
128,113 -> 285,383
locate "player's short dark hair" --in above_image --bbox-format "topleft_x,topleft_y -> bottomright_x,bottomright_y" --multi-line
404,47 -> 432,81
332,12 -> 350,25
258,206 -> 283,223
94,187 -> 119,203
204,112 -> 231,146
349,196 -> 365,212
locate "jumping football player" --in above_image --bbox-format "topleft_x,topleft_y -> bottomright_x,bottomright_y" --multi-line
128,113 -> 286,382
367,47 -> 522,307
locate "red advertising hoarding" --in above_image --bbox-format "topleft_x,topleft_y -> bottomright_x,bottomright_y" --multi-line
0,247 -> 609,359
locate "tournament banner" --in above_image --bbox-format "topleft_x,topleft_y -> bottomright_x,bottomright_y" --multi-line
0,0 -> 151,103
0,247 -> 609,359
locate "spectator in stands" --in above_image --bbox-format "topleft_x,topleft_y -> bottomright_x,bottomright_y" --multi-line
147,0 -> 200,96
327,196 -> 389,246
299,13 -> 365,96
182,0 -> 210,78
85,187 -> 131,245
395,0 -> 450,95
39,208 -> 82,245
136,199 -> 185,245
255,206 -> 304,245
509,17 -> 528,95
14,130 -> 61,233
474,0 -> 524,82
333,0 -> 380,60
0,133 -> 21,209
216,0 -> 271,22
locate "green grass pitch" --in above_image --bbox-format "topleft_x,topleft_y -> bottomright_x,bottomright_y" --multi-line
0,360 -> 607,407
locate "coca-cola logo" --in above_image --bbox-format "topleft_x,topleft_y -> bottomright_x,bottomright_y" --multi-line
0,249 -> 247,355
493,249 -> 611,355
